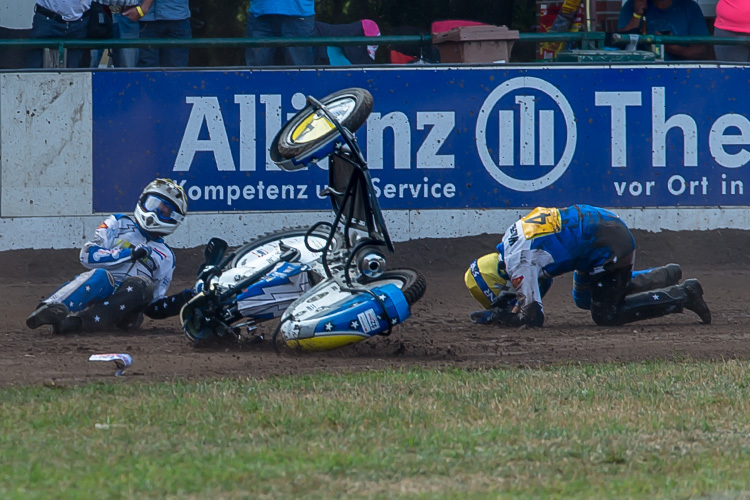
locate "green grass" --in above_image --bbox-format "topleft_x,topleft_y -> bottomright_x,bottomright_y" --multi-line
3,360 -> 750,499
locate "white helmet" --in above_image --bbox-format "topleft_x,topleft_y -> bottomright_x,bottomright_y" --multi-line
134,179 -> 188,236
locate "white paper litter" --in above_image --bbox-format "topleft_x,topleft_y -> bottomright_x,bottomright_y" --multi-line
88,353 -> 133,376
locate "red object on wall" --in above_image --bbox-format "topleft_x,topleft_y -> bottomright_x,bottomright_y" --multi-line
390,50 -> 418,64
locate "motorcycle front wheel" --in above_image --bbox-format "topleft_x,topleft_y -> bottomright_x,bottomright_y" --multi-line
231,225 -> 337,270
271,87 -> 373,164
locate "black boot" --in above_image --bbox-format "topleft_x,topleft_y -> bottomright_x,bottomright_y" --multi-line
628,263 -> 682,294
681,278 -> 711,324
115,311 -> 144,331
604,279 -> 710,325
26,302 -> 69,330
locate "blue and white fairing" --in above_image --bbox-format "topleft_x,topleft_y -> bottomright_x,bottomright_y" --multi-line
235,262 -> 311,320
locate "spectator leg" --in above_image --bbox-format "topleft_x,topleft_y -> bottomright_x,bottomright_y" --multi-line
26,12 -> 88,68
91,22 -> 119,68
90,48 -> 106,68
280,15 -> 315,66
112,15 -> 140,68
158,19 -> 191,67
245,15 -> 278,66
63,19 -> 88,68
714,28 -> 750,62
26,13 -> 64,68
137,21 -> 161,67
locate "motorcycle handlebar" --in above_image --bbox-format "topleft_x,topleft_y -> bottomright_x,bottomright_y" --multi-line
218,252 -> 237,271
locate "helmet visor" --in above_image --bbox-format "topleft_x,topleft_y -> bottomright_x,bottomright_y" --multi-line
141,194 -> 184,224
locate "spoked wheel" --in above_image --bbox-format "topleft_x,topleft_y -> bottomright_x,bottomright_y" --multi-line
270,88 -> 373,169
361,268 -> 427,306
180,292 -> 236,345
231,226 -> 337,269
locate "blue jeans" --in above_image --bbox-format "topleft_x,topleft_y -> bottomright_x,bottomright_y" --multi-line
714,27 -> 750,62
137,19 -> 192,68
91,15 -> 141,68
245,14 -> 315,66
26,11 -> 88,68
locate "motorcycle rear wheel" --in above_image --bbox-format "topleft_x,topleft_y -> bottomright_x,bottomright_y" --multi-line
361,268 -> 427,306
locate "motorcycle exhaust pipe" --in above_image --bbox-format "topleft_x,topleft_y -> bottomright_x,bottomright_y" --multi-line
356,248 -> 386,279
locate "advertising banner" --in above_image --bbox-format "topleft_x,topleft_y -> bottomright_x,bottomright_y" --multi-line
93,66 -> 749,212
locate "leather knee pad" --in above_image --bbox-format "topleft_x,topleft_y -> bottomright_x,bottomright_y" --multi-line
116,276 -> 154,304
590,267 -> 632,325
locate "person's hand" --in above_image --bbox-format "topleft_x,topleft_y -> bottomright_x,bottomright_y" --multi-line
470,310 -> 498,325
470,309 -> 521,327
122,6 -> 145,22
634,0 -> 647,16
130,245 -> 152,261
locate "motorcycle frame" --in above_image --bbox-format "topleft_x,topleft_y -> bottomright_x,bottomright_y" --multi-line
302,95 -> 395,287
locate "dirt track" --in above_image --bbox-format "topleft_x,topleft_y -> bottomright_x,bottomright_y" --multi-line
1,230 -> 748,387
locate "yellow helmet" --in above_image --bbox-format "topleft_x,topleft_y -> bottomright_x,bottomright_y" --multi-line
465,252 -> 510,309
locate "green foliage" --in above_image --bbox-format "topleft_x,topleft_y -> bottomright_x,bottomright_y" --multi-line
189,0 -> 248,66
3,361 -> 750,497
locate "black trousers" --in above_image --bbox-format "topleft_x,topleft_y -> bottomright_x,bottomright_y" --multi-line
590,261 -> 686,326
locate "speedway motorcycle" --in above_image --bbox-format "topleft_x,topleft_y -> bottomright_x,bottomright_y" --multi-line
180,88 -> 426,351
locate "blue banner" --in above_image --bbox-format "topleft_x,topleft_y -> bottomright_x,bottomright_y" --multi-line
93,66 -> 750,212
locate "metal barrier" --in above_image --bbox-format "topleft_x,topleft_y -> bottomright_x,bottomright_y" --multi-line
3,31 -> 749,67
1,32 -> 608,67
610,33 -> 750,46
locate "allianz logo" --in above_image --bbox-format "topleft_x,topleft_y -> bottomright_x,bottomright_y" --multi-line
172,81 -> 748,193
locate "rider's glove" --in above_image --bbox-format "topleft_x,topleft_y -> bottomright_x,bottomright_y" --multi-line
470,309 -> 499,325
470,308 -> 522,327
130,245 -> 152,262
521,302 -> 544,327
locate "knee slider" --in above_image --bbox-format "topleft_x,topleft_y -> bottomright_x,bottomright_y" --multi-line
91,268 -> 114,282
116,276 -> 153,304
